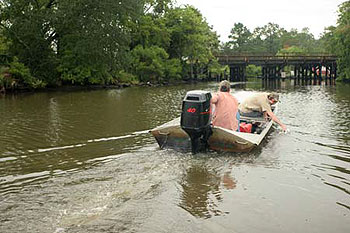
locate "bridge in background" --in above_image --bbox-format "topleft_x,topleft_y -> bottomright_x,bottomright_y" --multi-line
216,54 -> 337,82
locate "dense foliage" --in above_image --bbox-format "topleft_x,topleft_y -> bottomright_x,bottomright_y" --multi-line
222,1 -> 350,82
0,0 -> 219,90
332,1 -> 350,82
222,23 -> 323,55
0,0 -> 349,91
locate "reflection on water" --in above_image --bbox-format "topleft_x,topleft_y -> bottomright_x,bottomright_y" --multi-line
179,159 -> 238,219
0,80 -> 350,233
179,163 -> 222,219
48,97 -> 62,146
222,171 -> 237,189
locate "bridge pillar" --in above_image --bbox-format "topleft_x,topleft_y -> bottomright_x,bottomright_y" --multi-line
318,64 -> 323,81
229,65 -> 246,82
262,65 -> 281,80
307,64 -> 312,79
312,64 -> 317,80
266,66 -> 269,79
304,65 -> 309,79
277,65 -> 283,79
262,67 -> 267,79
330,63 -> 334,79
230,67 -> 237,81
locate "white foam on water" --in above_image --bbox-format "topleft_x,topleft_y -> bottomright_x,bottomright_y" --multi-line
87,135 -> 132,142
20,129 -> 151,155
38,144 -> 86,152
0,157 -> 17,162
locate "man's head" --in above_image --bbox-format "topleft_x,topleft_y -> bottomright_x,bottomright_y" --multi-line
219,80 -> 231,92
268,92 -> 279,104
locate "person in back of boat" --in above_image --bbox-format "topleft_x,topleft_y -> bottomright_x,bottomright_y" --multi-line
210,80 -> 239,131
238,92 -> 287,131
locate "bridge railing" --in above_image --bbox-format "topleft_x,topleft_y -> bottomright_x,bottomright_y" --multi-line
216,54 -> 337,65
215,54 -> 337,63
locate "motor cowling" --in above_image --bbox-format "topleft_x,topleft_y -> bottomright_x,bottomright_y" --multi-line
180,90 -> 212,153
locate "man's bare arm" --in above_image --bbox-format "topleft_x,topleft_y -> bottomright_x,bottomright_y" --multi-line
266,111 -> 287,131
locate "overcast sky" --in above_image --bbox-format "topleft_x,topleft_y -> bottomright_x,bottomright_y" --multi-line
175,0 -> 345,42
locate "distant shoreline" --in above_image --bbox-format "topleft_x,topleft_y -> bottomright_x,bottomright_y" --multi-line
0,79 -> 210,95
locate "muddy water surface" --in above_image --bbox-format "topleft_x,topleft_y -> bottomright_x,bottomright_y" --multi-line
0,80 -> 349,233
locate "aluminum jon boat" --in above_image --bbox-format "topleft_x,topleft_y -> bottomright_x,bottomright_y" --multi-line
150,90 -> 278,153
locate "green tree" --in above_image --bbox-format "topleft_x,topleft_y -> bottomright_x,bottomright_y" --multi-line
130,14 -> 171,50
224,22 -> 287,54
0,0 -> 58,84
253,23 -> 286,54
55,0 -> 143,85
277,46 -> 306,55
223,22 -> 328,56
297,28 -> 318,53
285,28 -> 321,53
227,23 -> 252,52
131,45 -> 181,83
143,0 -> 173,15
246,65 -> 262,78
0,28 -> 9,54
0,0 -> 221,88
319,26 -> 337,54
0,0 -> 144,87
165,6 -> 219,80
334,1 -> 350,81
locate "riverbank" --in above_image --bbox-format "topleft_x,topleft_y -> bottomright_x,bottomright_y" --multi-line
0,78 -> 215,95
1,76 -> 347,95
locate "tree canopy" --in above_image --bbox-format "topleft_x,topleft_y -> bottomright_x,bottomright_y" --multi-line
0,0 -> 349,90
223,22 -> 325,55
332,1 -> 350,82
0,0 -> 219,89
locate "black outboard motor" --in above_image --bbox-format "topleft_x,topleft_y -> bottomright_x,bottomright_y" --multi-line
180,90 -> 212,154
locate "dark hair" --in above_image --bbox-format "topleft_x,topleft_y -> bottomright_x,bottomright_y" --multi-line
219,80 -> 230,92
220,86 -> 229,92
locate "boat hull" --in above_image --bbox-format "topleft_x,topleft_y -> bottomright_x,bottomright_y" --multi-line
150,118 -> 268,153
150,100 -> 278,153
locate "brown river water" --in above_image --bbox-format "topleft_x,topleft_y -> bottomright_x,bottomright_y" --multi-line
0,79 -> 349,233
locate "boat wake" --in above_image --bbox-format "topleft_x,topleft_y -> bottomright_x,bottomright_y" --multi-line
1,130 -> 151,157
